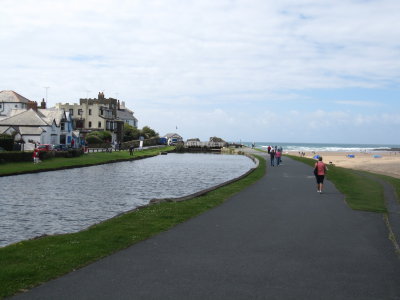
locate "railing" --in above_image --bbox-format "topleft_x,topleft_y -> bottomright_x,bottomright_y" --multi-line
185,141 -> 227,148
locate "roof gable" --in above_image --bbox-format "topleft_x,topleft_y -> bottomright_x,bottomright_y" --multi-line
0,109 -> 50,126
0,90 -> 32,103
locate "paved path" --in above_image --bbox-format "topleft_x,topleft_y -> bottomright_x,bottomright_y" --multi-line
13,152 -> 400,299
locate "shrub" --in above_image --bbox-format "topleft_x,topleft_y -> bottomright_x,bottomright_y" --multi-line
86,135 -> 103,145
0,134 -> 14,151
39,151 -> 55,160
0,151 -> 33,162
175,143 -> 185,153
87,131 -> 112,143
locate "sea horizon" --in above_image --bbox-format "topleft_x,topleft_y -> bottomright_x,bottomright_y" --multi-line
239,142 -> 400,153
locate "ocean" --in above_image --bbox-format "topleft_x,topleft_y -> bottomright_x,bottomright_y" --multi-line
241,142 -> 400,152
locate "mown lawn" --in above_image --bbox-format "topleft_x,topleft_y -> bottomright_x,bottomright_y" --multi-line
0,147 -> 174,176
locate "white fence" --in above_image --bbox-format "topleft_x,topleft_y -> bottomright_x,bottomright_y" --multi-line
185,141 -> 227,148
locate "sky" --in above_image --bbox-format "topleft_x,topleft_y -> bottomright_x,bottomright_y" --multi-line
1,0 -> 399,144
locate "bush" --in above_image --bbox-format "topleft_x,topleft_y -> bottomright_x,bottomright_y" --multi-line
0,151 -> 33,162
87,131 -> 112,143
86,135 -> 103,145
0,134 -> 14,151
175,143 -> 185,153
39,151 -> 55,160
54,149 -> 84,158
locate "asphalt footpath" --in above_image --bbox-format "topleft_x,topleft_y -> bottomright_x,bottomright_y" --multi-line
12,151 -> 400,300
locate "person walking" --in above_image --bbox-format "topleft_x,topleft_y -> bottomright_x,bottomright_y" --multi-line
270,149 -> 275,167
129,144 -> 134,156
314,157 -> 328,193
275,150 -> 281,166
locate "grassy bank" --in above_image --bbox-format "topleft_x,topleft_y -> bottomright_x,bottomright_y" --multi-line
287,155 -> 386,213
0,155 -> 266,298
0,147 -> 174,176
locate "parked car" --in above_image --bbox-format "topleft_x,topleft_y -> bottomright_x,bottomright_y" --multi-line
35,144 -> 54,152
53,144 -> 68,151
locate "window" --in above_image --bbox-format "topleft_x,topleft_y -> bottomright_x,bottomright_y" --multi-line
88,121 -> 92,128
89,109 -> 92,115
69,109 -> 74,116
98,121 -> 101,128
15,104 -> 18,108
78,109 -> 83,115
61,122 -> 65,131
100,109 -> 103,115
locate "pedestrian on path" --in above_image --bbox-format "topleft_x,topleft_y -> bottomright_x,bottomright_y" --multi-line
314,156 -> 327,193
275,150 -> 281,166
270,149 -> 275,166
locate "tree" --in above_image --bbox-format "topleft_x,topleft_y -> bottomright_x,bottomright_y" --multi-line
123,124 -> 141,142
86,131 -> 112,143
141,126 -> 159,139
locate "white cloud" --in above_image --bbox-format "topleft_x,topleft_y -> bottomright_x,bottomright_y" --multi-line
1,0 -> 399,143
334,101 -> 382,107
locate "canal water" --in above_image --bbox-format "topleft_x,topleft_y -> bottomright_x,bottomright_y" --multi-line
0,153 -> 255,247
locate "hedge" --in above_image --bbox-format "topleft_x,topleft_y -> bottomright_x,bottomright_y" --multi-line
0,149 -> 84,163
0,151 -> 33,163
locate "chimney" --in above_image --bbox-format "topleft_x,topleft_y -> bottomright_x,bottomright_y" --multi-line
40,98 -> 46,109
27,101 -> 38,111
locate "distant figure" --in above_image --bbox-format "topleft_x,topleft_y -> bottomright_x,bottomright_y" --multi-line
32,149 -> 39,164
314,157 -> 328,193
119,142 -> 122,151
267,146 -> 271,154
270,149 -> 275,167
129,145 -> 134,156
277,146 -> 283,164
275,150 -> 281,166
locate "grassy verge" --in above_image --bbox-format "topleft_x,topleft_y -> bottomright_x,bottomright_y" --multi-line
0,147 -> 174,176
373,174 -> 400,204
286,155 -> 386,213
0,155 -> 265,298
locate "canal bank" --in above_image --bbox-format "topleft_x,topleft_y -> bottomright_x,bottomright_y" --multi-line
0,154 -> 265,298
0,146 -> 173,177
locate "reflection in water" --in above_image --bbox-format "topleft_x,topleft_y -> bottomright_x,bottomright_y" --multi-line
0,153 -> 254,247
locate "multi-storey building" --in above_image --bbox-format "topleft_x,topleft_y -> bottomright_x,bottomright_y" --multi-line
55,92 -> 126,142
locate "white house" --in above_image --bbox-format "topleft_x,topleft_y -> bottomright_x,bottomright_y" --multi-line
0,108 -> 74,150
163,133 -> 183,145
0,90 -> 31,119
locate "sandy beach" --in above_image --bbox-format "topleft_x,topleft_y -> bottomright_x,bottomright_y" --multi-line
288,150 -> 400,179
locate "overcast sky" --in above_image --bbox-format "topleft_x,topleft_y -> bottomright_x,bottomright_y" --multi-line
1,0 -> 399,144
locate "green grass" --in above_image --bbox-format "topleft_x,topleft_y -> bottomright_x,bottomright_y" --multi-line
287,155 -> 386,213
0,155 -> 266,299
0,147 -> 174,176
373,174 -> 400,204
